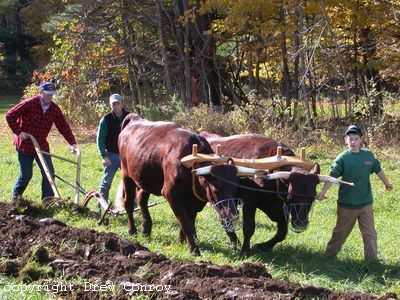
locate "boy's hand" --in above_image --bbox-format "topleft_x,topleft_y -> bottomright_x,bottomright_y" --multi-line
315,193 -> 327,201
385,183 -> 393,191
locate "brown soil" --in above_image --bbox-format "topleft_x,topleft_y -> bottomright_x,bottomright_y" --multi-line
0,202 -> 397,300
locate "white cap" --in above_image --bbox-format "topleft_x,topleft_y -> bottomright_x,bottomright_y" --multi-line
109,94 -> 122,104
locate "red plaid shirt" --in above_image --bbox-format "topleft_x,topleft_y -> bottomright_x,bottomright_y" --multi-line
6,96 -> 76,155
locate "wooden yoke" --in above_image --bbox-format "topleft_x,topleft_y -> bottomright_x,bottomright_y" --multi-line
181,145 -> 314,171
192,144 -> 198,156
300,147 -> 305,160
277,146 -> 282,158
190,144 -> 207,202
181,144 -> 230,167
216,144 -> 221,156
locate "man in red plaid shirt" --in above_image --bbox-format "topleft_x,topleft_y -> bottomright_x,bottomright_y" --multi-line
6,82 -> 78,204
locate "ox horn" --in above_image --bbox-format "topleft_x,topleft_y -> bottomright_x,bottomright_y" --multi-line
318,175 -> 354,186
236,166 -> 268,176
262,171 -> 291,180
192,165 -> 212,176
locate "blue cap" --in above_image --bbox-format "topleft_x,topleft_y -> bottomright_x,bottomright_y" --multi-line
39,82 -> 56,95
345,125 -> 362,136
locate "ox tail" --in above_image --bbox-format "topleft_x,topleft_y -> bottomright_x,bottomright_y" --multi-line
121,112 -> 143,130
114,180 -> 125,213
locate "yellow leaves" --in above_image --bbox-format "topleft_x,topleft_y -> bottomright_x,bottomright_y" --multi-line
200,0 -> 231,15
304,1 -> 322,16
180,7 -> 198,25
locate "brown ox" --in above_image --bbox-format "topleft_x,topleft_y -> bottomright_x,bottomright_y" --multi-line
200,132 -> 348,256
118,114 -> 260,255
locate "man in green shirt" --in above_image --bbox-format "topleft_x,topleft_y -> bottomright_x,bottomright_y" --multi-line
316,125 -> 393,262
97,94 -> 129,213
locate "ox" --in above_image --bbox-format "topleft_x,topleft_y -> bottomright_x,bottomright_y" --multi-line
118,114 -> 261,255
200,132 -> 347,256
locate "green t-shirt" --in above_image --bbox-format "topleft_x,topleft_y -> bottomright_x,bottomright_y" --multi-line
329,149 -> 382,209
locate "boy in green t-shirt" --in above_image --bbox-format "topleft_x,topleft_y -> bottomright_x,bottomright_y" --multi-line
316,125 -> 393,261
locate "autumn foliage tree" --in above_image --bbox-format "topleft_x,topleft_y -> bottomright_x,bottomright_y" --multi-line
1,0 -> 400,126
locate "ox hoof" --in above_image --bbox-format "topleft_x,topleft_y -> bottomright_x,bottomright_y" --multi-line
253,243 -> 273,252
239,248 -> 251,258
191,248 -> 201,257
141,230 -> 151,237
128,229 -> 137,235
141,227 -> 152,236
231,240 -> 241,252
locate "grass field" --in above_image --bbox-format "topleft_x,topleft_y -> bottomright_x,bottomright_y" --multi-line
0,94 -> 399,298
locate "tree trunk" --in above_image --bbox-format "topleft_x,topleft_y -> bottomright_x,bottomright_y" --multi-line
360,27 -> 383,116
182,0 -> 191,106
320,0 -> 351,116
279,0 -> 292,113
156,0 -> 173,96
296,0 -> 312,129
172,0 -> 186,104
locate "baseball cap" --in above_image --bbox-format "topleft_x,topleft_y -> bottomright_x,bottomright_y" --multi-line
109,94 -> 122,104
39,82 -> 57,95
345,125 -> 362,136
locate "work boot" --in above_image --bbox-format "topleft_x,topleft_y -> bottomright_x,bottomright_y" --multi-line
10,195 -> 19,208
10,195 -> 28,210
42,196 -> 55,208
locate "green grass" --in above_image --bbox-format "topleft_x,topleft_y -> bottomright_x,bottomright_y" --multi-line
0,95 -> 399,298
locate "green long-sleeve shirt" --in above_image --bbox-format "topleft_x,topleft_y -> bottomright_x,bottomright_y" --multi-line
329,149 -> 382,209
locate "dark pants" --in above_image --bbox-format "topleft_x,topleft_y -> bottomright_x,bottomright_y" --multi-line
12,150 -> 55,200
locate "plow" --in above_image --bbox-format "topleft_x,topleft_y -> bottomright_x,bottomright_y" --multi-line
26,133 -> 119,225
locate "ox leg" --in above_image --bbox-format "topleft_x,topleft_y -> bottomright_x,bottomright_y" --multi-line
177,212 -> 197,244
136,188 -> 152,235
254,219 -> 288,252
178,229 -> 185,243
225,231 -> 239,251
123,176 -> 137,235
240,204 -> 256,257
168,199 -> 200,256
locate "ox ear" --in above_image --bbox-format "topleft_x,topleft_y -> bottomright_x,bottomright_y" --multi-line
310,163 -> 320,174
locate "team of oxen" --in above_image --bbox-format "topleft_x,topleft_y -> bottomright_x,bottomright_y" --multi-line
117,113 -> 349,256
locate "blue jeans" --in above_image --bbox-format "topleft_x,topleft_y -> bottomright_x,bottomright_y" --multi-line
100,152 -> 120,202
12,150 -> 55,200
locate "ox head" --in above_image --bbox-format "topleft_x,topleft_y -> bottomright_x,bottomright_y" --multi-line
263,163 -> 353,232
192,161 -> 266,232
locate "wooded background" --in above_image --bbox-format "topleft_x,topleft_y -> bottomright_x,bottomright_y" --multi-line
1,0 -> 400,127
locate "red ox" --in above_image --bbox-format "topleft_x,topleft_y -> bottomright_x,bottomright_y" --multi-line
200,132 -> 349,256
118,114 -> 260,255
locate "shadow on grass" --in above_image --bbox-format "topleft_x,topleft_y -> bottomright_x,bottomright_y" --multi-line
0,94 -> 21,114
251,244 -> 400,286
